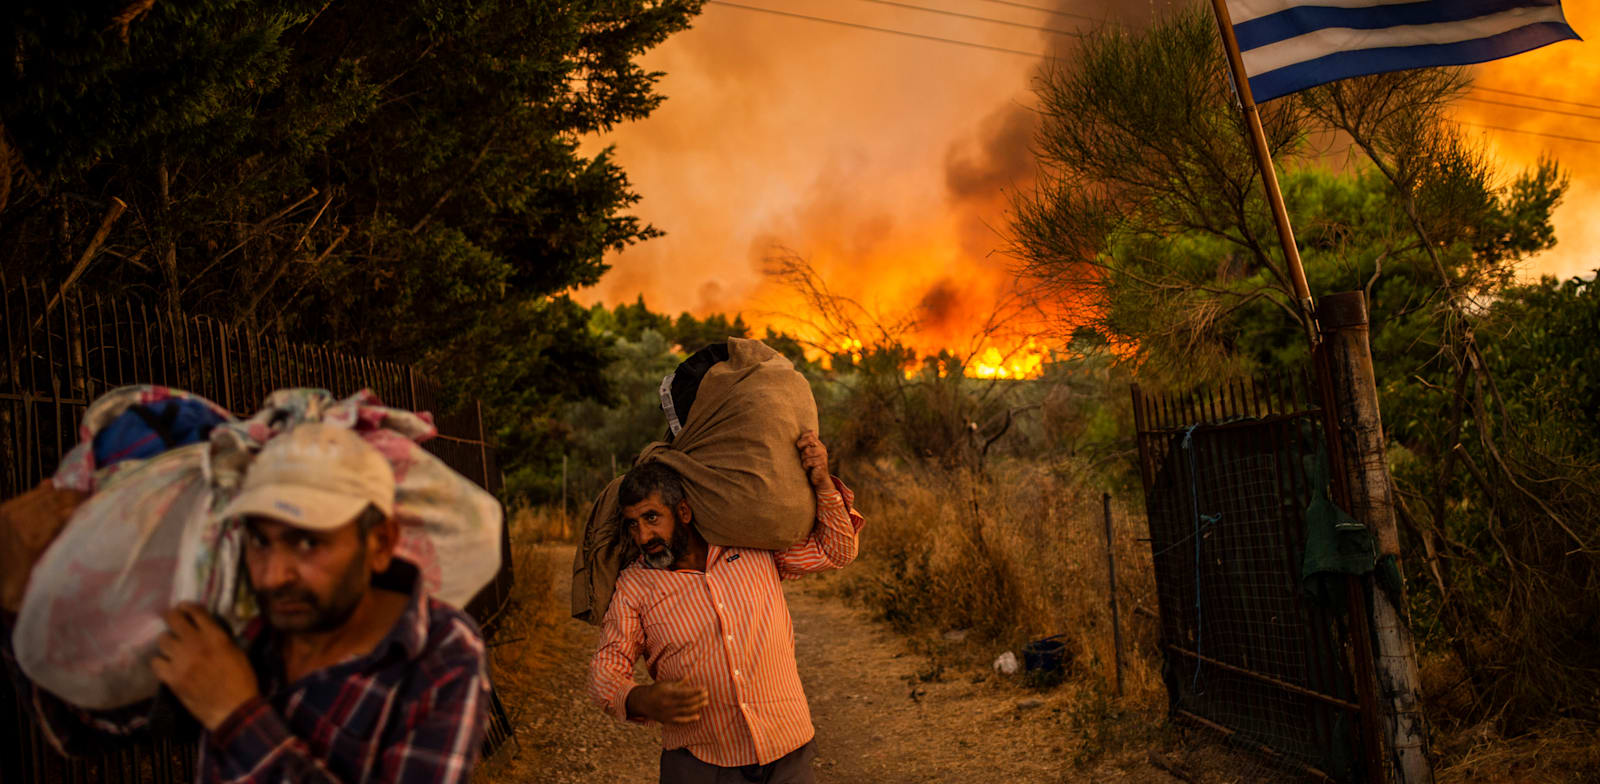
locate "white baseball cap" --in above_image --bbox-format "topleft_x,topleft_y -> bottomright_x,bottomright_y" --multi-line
221,422 -> 395,530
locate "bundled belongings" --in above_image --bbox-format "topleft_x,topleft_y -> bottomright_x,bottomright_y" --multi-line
572,337 -> 819,624
11,386 -> 502,710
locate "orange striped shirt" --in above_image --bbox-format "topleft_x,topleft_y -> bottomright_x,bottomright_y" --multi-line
587,479 -> 864,767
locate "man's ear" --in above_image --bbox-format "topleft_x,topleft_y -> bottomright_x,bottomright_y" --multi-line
676,499 -> 693,525
368,514 -> 400,573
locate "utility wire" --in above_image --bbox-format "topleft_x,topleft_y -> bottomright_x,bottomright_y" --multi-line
1474,85 -> 1600,112
706,1 -> 1049,57
1460,95 -> 1600,123
853,0 -> 1085,38
1457,121 -> 1600,146
711,1 -> 1599,134
970,0 -> 1123,25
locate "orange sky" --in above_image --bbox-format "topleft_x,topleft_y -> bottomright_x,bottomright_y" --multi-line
1456,2 -> 1600,285
579,0 -> 1595,359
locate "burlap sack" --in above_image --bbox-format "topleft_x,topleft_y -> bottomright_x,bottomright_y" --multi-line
571,337 -> 818,624
0,480 -> 88,613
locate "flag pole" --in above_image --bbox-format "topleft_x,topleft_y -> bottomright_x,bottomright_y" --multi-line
1206,0 -> 1317,338
1207,6 -> 1431,782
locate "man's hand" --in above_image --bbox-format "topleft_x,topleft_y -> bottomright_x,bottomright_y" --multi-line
796,430 -> 832,493
626,679 -> 708,725
0,480 -> 87,613
150,603 -> 259,731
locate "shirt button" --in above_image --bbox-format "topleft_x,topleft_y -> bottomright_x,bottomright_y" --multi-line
733,669 -> 741,676
727,635 -> 734,642
718,603 -> 725,609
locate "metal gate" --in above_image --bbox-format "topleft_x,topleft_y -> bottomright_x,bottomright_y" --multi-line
1131,375 -> 1379,782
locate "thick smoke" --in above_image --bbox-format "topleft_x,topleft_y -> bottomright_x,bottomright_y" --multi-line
581,0 -> 1595,357
945,103 -> 1036,206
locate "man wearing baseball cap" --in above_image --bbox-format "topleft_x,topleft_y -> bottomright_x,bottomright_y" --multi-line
4,422 -> 491,783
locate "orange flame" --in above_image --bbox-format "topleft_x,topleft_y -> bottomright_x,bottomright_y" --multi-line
969,341 -> 1047,380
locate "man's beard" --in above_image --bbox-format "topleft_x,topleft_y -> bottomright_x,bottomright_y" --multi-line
251,546 -> 370,634
642,523 -> 691,570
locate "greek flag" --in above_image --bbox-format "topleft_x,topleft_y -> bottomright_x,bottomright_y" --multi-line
1230,1 -> 1581,103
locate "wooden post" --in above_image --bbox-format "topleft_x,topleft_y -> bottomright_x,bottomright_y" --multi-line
1102,492 -> 1124,697
1318,291 -> 1432,784
475,399 -> 490,489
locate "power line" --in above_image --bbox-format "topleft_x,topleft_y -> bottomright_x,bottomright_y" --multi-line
1460,95 -> 1600,123
1457,121 -> 1600,146
970,0 -> 1122,25
710,2 -> 1600,131
1474,86 -> 1600,112
706,1 -> 1049,58
853,0 -> 1085,38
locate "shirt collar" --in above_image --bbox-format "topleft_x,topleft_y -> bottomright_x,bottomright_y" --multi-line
628,545 -> 726,574
368,558 -> 430,663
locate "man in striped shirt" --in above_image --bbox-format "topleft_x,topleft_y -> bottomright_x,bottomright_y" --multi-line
588,430 -> 865,784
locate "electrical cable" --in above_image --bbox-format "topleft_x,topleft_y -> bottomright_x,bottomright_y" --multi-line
1455,121 -> 1600,146
1473,85 -> 1600,112
706,0 -> 1050,57
708,1 -> 1600,146
1460,95 -> 1600,123
969,0 -> 1123,25
852,0 -> 1085,38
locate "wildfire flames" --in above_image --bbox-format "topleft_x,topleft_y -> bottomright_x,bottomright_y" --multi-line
970,342 -> 1047,380
806,333 -> 1049,380
581,2 -> 1595,382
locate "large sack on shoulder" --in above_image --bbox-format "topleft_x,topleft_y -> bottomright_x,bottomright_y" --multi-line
572,337 -> 817,624
15,445 -> 218,709
0,480 -> 89,613
13,386 -> 501,710
13,386 -> 237,710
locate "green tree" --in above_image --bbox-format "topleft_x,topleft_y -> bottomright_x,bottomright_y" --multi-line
590,296 -> 676,342
2,0 -> 703,483
1013,6 -> 1593,732
1013,7 -> 1561,382
671,312 -> 750,352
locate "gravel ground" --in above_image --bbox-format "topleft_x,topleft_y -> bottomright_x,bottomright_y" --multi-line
472,545 -> 1185,784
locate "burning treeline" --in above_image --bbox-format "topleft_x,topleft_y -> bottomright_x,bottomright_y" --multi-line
585,0 -> 1594,381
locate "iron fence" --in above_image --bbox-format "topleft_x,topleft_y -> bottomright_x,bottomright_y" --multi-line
1,277 -> 515,781
1131,375 -> 1377,782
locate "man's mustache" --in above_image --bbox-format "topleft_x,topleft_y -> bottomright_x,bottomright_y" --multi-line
258,585 -> 319,606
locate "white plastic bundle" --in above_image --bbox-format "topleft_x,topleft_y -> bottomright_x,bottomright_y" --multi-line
14,386 -> 502,710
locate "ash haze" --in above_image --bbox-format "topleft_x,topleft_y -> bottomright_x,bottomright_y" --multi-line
580,0 -> 1595,356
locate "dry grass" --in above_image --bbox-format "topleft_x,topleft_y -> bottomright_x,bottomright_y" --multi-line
490,457 -> 1600,780
506,503 -> 580,545
1419,650 -> 1600,784
832,458 -> 1173,767
1433,718 -> 1600,784
832,458 -> 1600,781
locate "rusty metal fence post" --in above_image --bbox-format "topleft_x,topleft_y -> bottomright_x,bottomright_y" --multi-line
1102,492 -> 1124,698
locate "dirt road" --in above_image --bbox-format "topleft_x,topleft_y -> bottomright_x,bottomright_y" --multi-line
473,545 -> 1179,784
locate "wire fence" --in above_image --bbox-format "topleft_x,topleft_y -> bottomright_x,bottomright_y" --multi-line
1,276 -> 515,781
1131,375 -> 1376,782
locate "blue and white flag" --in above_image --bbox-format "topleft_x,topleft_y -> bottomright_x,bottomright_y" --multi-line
1228,1 -> 1581,103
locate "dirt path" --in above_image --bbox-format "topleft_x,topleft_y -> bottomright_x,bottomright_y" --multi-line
474,545 -> 1179,784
